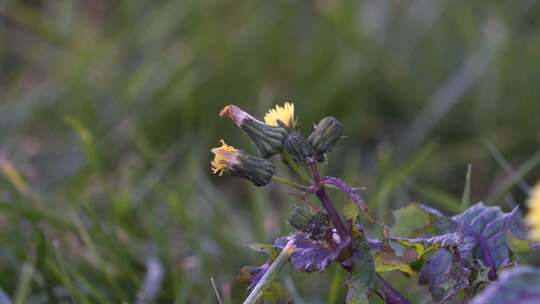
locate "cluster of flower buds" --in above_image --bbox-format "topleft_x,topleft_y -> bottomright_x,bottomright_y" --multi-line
211,102 -> 343,186
288,206 -> 332,241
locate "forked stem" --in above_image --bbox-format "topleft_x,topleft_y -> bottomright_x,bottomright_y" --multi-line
309,164 -> 350,240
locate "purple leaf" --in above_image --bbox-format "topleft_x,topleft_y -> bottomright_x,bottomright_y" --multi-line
392,203 -> 458,237
418,249 -> 471,301
471,266 -> 540,304
275,233 -> 348,273
238,263 -> 269,290
392,232 -> 462,259
408,202 -> 534,301
453,203 -> 531,273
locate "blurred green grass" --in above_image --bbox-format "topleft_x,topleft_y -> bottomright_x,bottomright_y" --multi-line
1,0 -> 540,303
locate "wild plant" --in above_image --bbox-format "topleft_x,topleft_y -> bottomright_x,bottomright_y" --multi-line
211,103 -> 539,304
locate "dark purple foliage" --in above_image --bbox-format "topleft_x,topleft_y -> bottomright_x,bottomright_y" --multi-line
416,202 -> 533,301
275,233 -> 348,273
471,266 -> 540,304
418,249 -> 471,301
240,263 -> 269,289
453,203 -> 526,271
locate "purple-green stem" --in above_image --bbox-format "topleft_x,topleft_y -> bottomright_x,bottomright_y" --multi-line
309,165 -> 349,240
309,163 -> 410,304
379,274 -> 411,304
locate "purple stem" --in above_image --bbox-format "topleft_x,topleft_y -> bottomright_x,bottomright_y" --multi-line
379,275 -> 411,304
309,165 -> 350,240
309,167 -> 410,303
463,228 -> 497,280
315,188 -> 349,240
320,176 -> 372,217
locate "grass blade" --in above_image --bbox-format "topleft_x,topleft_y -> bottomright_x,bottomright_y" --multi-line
461,164 -> 472,211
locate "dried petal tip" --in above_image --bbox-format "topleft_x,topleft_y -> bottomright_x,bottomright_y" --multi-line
211,140 -> 240,176
307,116 -> 343,162
219,105 -> 252,127
220,104 -> 287,158
264,102 -> 295,129
526,182 -> 540,241
210,140 -> 275,186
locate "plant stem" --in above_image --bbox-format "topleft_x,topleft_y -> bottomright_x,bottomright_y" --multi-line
315,189 -> 349,240
378,275 -> 411,304
271,175 -> 307,191
243,239 -> 295,304
310,165 -> 349,240
281,151 -> 311,182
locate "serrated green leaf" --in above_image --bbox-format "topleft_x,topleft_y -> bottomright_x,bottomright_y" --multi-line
391,203 -> 456,237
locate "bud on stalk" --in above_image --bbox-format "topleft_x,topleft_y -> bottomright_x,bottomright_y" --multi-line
283,132 -> 314,163
307,117 -> 343,162
220,105 -> 287,158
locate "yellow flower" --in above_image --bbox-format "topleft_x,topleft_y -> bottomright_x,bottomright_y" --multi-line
264,102 -> 295,128
211,140 -> 240,176
526,181 -> 540,241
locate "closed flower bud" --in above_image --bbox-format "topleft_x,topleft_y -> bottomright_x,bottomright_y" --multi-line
283,132 -> 314,163
211,140 -> 274,187
288,206 -> 331,241
288,206 -> 313,232
220,105 -> 287,158
307,117 -> 343,162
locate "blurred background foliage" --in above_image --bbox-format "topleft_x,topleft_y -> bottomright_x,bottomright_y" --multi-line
1,0 -> 540,303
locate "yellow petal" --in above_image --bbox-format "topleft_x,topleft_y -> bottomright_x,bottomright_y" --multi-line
264,102 -> 295,128
526,182 -> 540,241
210,140 -> 240,175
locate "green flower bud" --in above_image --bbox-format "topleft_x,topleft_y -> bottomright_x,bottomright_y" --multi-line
307,117 -> 343,162
288,206 -> 331,240
220,105 -> 287,158
288,206 -> 313,232
283,132 -> 314,163
211,140 -> 275,187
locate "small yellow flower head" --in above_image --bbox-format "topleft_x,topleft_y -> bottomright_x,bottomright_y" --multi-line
526,182 -> 540,241
211,140 -> 240,176
210,140 -> 275,186
264,102 -> 295,129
